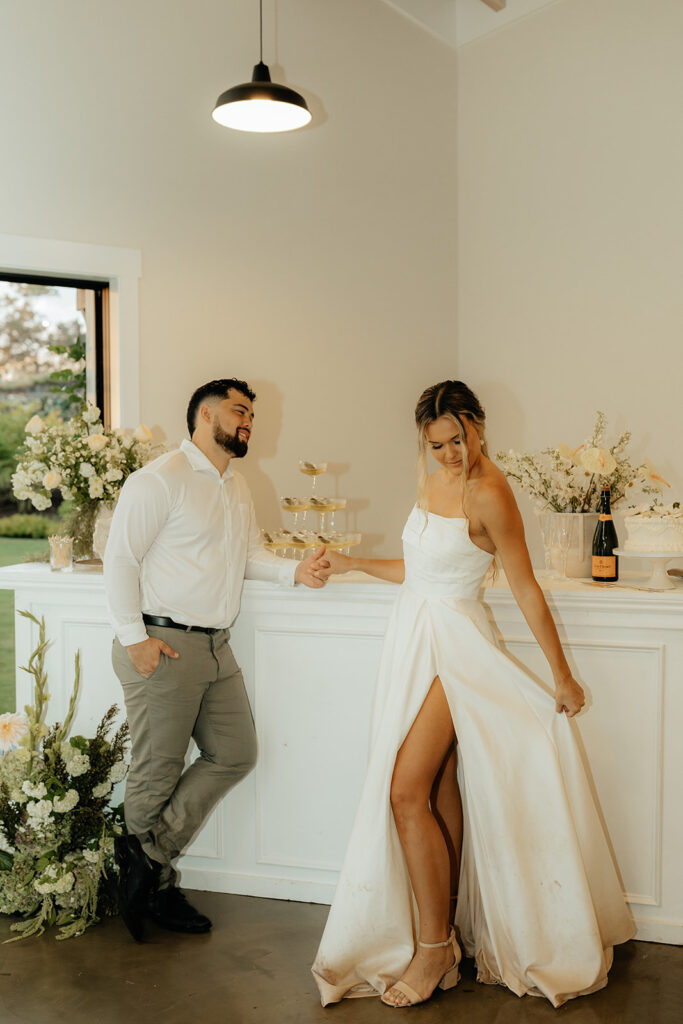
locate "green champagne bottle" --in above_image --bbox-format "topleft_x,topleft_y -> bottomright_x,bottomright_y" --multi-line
592,486 -> 619,582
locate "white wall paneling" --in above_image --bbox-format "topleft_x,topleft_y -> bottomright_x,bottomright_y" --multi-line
1,565 -> 681,943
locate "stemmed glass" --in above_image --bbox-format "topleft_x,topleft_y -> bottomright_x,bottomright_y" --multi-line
280,496 -> 311,530
537,510 -> 555,577
552,515 -> 574,579
299,461 -> 327,494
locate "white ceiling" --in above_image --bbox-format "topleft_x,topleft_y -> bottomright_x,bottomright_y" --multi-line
381,0 -> 563,48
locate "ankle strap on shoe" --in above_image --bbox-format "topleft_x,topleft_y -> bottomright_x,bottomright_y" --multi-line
418,927 -> 455,949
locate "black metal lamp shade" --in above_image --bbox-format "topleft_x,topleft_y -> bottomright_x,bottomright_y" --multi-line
212,62 -> 311,133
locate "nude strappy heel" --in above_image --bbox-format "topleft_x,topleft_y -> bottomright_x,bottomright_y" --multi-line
380,927 -> 462,1007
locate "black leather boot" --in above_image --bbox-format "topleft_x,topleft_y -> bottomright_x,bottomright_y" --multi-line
114,834 -> 161,942
146,886 -> 212,934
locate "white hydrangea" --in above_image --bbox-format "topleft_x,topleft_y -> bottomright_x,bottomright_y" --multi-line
62,749 -> 91,777
22,779 -> 47,799
108,760 -> 128,784
82,404 -> 101,424
79,461 -> 95,478
104,467 -> 123,482
53,789 -> 79,813
82,849 -> 100,864
34,866 -> 75,895
92,780 -> 112,798
26,798 -> 53,826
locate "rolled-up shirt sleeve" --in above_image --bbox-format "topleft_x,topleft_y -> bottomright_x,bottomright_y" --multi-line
103,472 -> 170,645
244,498 -> 297,587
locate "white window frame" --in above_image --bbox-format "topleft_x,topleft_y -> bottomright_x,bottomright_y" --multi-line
0,232 -> 141,428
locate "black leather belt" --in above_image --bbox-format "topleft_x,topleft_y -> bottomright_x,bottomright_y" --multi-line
142,613 -> 222,635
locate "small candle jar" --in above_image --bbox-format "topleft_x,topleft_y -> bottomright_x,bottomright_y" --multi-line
49,535 -> 73,573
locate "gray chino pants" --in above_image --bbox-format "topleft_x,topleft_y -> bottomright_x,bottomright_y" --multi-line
111,625 -> 257,888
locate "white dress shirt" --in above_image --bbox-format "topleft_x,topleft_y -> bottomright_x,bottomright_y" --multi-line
104,439 -> 297,646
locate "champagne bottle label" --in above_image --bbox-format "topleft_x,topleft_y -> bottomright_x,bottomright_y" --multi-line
598,514 -> 613,522
592,555 -> 617,577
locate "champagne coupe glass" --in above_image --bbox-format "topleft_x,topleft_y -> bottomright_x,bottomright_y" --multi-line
340,532 -> 361,557
553,515 -> 574,579
299,461 -> 327,495
537,510 -> 555,577
280,496 -> 311,530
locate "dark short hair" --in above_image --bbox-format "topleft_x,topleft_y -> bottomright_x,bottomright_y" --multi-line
186,378 -> 256,436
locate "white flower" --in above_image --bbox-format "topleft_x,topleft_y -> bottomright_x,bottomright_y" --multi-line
60,487 -> 73,501
581,447 -> 617,476
82,405 -> 101,424
53,789 -> 79,813
10,788 -> 28,804
86,433 -> 107,452
25,415 -> 45,435
43,469 -> 62,490
82,849 -> 100,864
55,871 -> 75,894
30,492 -> 52,511
34,868 -> 75,895
0,712 -> 29,752
22,779 -> 47,799
63,750 -> 90,777
104,467 -> 123,482
108,760 -> 128,784
88,476 -> 104,499
92,780 -> 112,798
26,798 -> 53,826
133,424 -> 153,443
79,461 -> 95,478
0,832 -> 15,855
639,459 -> 671,492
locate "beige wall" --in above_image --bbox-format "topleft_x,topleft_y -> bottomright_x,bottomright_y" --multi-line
0,0 -> 458,555
457,0 -> 683,561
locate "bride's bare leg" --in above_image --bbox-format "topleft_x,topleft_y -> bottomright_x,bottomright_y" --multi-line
431,744 -> 463,916
383,676 -> 458,1007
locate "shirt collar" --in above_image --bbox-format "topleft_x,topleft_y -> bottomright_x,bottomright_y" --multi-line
180,439 -> 234,480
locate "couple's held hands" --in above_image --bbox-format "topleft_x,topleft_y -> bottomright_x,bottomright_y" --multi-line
295,545 -> 333,588
127,636 -> 179,678
554,674 -> 585,717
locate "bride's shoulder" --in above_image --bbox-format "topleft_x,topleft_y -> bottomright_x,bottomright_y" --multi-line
469,462 -> 516,512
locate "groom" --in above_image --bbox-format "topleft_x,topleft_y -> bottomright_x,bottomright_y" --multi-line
104,378 -> 329,940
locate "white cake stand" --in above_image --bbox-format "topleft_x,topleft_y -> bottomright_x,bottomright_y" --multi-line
613,548 -> 683,591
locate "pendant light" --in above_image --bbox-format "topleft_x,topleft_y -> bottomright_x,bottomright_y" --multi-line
212,0 -> 311,133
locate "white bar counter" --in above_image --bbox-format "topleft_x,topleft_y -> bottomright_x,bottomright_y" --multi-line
0,562 -> 681,945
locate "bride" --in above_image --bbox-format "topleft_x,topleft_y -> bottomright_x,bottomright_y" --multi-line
312,380 -> 634,1009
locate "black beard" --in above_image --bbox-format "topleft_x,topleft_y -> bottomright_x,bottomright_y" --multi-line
214,423 -> 248,459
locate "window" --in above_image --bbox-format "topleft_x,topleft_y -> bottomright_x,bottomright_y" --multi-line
0,272 -> 110,425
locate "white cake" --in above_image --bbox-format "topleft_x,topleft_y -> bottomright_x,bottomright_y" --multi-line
623,503 -> 683,553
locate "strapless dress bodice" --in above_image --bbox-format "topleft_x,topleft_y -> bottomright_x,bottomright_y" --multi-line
401,505 -> 494,600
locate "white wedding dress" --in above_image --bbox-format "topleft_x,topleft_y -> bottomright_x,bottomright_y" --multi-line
312,506 -> 635,1008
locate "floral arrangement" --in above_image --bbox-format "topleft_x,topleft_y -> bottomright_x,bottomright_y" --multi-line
496,412 -> 669,513
0,612 -> 128,941
11,402 -> 158,555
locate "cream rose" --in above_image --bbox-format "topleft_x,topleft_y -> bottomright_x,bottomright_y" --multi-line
43,469 -> 62,490
25,415 -> 45,435
86,433 -> 107,452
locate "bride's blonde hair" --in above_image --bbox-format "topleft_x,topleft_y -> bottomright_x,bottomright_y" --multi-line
415,380 -> 488,516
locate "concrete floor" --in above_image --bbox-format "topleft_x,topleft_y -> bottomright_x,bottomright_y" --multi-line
0,893 -> 681,1024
